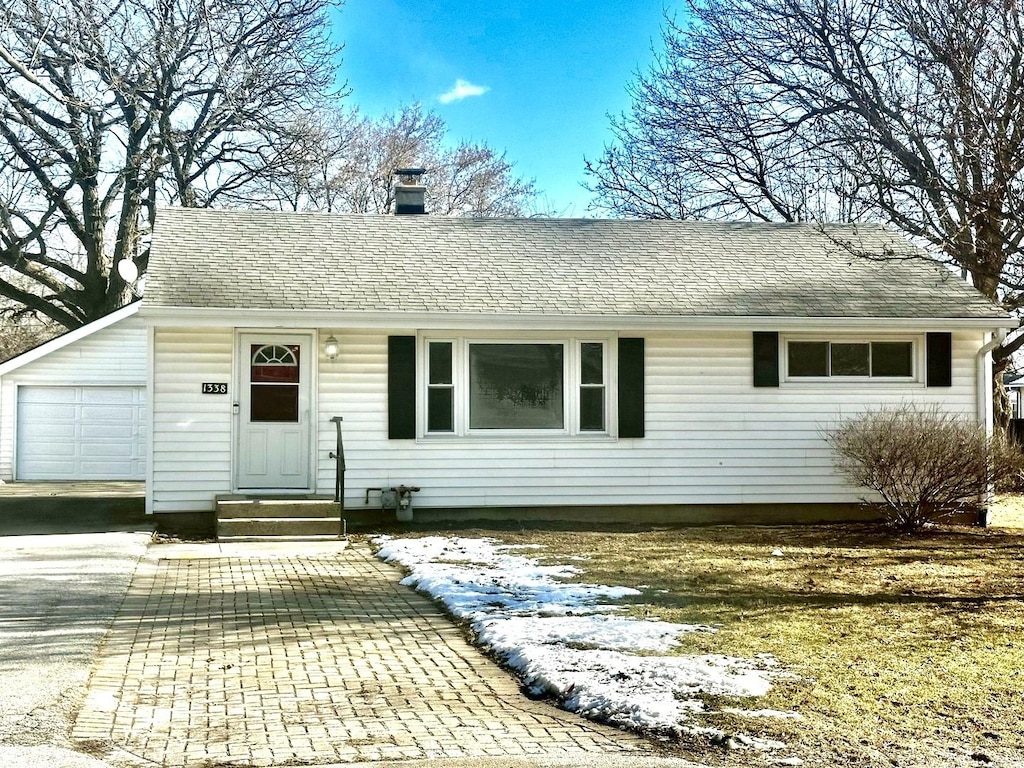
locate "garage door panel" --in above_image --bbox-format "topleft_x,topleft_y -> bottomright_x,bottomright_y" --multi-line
81,460 -> 140,473
20,441 -> 76,457
21,403 -> 78,421
23,459 -> 77,475
80,423 -> 137,439
80,405 -> 136,422
20,388 -> 76,404
81,387 -> 138,404
83,442 -> 134,457
25,421 -> 78,441
17,386 -> 146,480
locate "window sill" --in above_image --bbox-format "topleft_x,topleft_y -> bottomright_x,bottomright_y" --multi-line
417,433 -> 617,444
782,377 -> 921,385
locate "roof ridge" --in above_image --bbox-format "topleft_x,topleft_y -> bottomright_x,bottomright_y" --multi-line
154,206 -> 897,230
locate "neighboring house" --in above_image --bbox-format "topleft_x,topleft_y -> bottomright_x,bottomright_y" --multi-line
0,302 -> 146,482
1005,373 -> 1024,419
137,202 -> 1012,525
0,195 -> 1014,529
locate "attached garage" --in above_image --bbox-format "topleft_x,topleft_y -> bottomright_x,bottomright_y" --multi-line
0,303 -> 148,483
16,386 -> 146,480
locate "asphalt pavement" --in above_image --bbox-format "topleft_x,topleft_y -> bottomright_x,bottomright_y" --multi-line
0,531 -> 151,768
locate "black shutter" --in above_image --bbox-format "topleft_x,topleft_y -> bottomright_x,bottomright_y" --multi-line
753,332 -> 780,388
388,336 -> 417,439
926,332 -> 952,387
618,337 -> 645,438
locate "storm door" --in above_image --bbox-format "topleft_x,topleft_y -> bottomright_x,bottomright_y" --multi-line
236,334 -> 312,490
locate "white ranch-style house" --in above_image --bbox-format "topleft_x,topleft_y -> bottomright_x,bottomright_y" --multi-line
0,195 -> 1014,530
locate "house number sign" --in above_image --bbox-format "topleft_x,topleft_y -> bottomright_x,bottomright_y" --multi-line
202,383 -> 228,394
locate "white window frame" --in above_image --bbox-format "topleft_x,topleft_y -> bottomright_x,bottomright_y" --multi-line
577,339 -> 609,433
426,340 -> 456,433
782,335 -> 922,383
418,334 -> 615,438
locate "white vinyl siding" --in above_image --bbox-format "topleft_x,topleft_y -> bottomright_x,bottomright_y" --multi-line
150,328 -> 234,512
0,316 -> 147,481
313,329 -> 981,511
151,327 -> 982,514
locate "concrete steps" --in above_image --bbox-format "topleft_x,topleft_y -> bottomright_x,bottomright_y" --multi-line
215,496 -> 345,540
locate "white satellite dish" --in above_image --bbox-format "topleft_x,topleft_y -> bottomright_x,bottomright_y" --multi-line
117,258 -> 139,284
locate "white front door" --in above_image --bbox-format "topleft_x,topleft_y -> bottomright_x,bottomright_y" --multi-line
237,333 -> 313,490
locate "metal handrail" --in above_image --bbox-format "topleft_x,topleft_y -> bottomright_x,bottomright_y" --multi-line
328,416 -> 346,537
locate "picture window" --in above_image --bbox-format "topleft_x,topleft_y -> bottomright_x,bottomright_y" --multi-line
423,338 -> 610,435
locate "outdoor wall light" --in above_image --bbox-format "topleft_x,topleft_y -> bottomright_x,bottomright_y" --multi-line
324,334 -> 340,360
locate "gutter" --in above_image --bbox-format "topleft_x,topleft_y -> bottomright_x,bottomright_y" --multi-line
135,306 -> 1019,333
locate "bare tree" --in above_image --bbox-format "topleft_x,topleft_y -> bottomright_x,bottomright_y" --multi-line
432,142 -> 538,217
0,0 -> 342,329
272,104 -> 539,216
586,0 -> 1024,407
0,301 -> 59,362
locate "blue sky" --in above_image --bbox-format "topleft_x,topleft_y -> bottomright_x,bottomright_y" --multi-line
332,2 -> 671,216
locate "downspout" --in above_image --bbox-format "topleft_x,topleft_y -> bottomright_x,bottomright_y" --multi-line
976,328 -> 1006,431
976,328 -> 1007,527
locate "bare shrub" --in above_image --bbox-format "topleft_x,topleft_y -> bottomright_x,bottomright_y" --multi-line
826,405 -> 1024,531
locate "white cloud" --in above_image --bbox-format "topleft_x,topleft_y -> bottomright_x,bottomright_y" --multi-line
438,79 -> 490,104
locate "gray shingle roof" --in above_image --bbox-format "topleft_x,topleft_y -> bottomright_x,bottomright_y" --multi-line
144,208 -> 1007,320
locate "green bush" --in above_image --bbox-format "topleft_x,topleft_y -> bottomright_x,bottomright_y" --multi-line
826,405 -> 1024,531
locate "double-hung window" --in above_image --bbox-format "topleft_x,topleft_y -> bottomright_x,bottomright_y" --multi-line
578,342 -> 607,431
424,337 -> 610,436
427,341 -> 455,432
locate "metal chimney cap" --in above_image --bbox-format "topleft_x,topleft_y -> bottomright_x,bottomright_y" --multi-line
395,167 -> 426,183
394,168 -> 427,214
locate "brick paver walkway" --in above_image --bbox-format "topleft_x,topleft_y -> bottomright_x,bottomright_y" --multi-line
72,541 -> 647,767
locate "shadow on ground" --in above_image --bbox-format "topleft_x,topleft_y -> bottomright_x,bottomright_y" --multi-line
0,499 -> 150,536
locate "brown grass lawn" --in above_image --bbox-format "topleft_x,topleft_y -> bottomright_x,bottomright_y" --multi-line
383,518 -> 1024,768
991,495 -> 1024,529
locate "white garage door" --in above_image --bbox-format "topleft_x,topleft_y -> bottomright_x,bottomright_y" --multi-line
16,386 -> 146,480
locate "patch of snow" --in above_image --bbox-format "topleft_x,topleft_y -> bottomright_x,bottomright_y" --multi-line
499,643 -> 776,732
478,614 -> 714,654
375,535 -> 796,753
377,536 -> 637,619
730,732 -> 788,750
771,549 -> 785,557
722,707 -> 804,720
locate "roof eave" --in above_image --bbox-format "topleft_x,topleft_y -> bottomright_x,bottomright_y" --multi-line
137,305 -> 1017,332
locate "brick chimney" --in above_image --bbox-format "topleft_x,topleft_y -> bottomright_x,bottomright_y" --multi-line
393,168 -> 426,215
